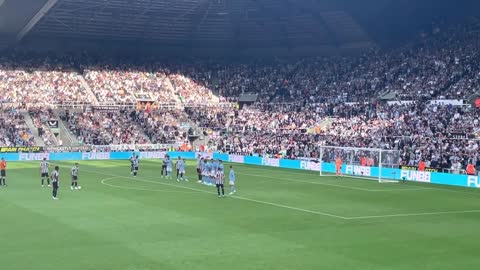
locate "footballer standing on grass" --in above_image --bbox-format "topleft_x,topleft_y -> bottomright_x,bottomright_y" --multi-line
166,156 -> 173,179
40,158 -> 50,187
129,152 -> 135,175
51,166 -> 60,200
71,163 -> 80,190
196,155 -> 202,183
215,166 -> 225,198
0,157 -> 6,187
175,156 -> 181,180
132,155 -> 139,177
161,155 -> 168,178
229,165 -> 236,195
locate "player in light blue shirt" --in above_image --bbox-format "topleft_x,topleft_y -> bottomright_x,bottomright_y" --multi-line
166,157 -> 173,179
203,160 -> 210,185
218,160 -> 224,173
178,158 -> 188,181
209,160 -> 217,186
229,165 -> 236,195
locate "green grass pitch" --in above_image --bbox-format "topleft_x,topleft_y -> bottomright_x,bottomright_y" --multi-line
1,159 -> 480,270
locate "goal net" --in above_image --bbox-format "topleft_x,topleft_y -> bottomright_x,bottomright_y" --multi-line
319,146 -> 400,183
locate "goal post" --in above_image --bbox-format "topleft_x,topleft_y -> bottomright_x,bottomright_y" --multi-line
319,146 -> 400,183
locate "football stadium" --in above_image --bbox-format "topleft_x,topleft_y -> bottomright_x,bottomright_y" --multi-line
1,0 -> 480,269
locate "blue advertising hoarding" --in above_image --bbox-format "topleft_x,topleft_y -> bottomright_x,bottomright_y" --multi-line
1,151 -> 477,189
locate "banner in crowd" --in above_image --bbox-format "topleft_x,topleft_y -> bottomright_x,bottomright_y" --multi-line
399,165 -> 439,172
447,132 -> 469,139
92,105 -> 127,112
0,146 -> 44,153
1,150 -> 478,189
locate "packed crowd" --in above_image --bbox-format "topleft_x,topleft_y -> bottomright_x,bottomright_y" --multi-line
1,21 -> 479,105
67,108 -> 150,145
0,55 -> 92,104
188,101 -> 480,170
132,109 -> 188,144
83,65 -> 179,104
0,107 -> 35,147
28,107 -> 58,146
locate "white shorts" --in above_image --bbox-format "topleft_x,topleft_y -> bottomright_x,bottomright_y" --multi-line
179,170 -> 185,174
229,181 -> 235,186
167,168 -> 172,172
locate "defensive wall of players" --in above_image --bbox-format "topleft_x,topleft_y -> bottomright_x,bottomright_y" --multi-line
1,151 -> 479,189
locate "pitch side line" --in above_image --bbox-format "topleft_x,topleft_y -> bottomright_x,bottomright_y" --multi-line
82,169 -> 349,220
346,209 -> 480,220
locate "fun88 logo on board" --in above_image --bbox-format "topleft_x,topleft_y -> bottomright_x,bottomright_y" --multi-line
82,152 -> 110,160
228,155 -> 244,164
261,158 -> 280,167
300,161 -> 320,171
18,152 -> 50,161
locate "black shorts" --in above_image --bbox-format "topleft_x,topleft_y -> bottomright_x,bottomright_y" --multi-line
134,166 -> 139,171
72,176 -> 78,181
41,172 -> 49,178
162,165 -> 167,170
216,183 -> 224,188
53,182 -> 59,188
0,170 -> 5,177
196,168 -> 201,175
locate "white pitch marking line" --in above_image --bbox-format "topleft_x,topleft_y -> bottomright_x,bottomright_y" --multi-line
82,169 -> 349,220
101,177 -> 200,194
367,187 -> 436,192
242,173 -> 430,192
346,209 -> 480,220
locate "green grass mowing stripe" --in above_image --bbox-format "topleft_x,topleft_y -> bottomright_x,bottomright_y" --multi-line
78,166 -> 350,220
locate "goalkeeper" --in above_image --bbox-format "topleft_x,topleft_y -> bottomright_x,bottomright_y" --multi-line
335,157 -> 342,177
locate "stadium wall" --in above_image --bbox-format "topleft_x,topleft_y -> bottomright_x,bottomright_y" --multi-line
2,151 -> 479,189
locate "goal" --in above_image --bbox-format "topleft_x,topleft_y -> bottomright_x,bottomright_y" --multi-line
319,146 -> 400,183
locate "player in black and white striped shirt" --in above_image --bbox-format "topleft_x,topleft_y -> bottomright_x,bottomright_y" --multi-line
129,153 -> 135,175
215,167 -> 225,198
51,166 -> 60,200
71,163 -> 80,190
40,158 -> 50,187
132,156 -> 139,177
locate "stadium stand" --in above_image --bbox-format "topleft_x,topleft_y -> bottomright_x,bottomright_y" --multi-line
0,20 -> 479,171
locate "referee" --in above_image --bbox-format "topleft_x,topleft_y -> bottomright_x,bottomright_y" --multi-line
51,166 -> 60,200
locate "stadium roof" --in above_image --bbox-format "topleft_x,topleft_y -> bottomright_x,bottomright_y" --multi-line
0,0 -> 478,55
